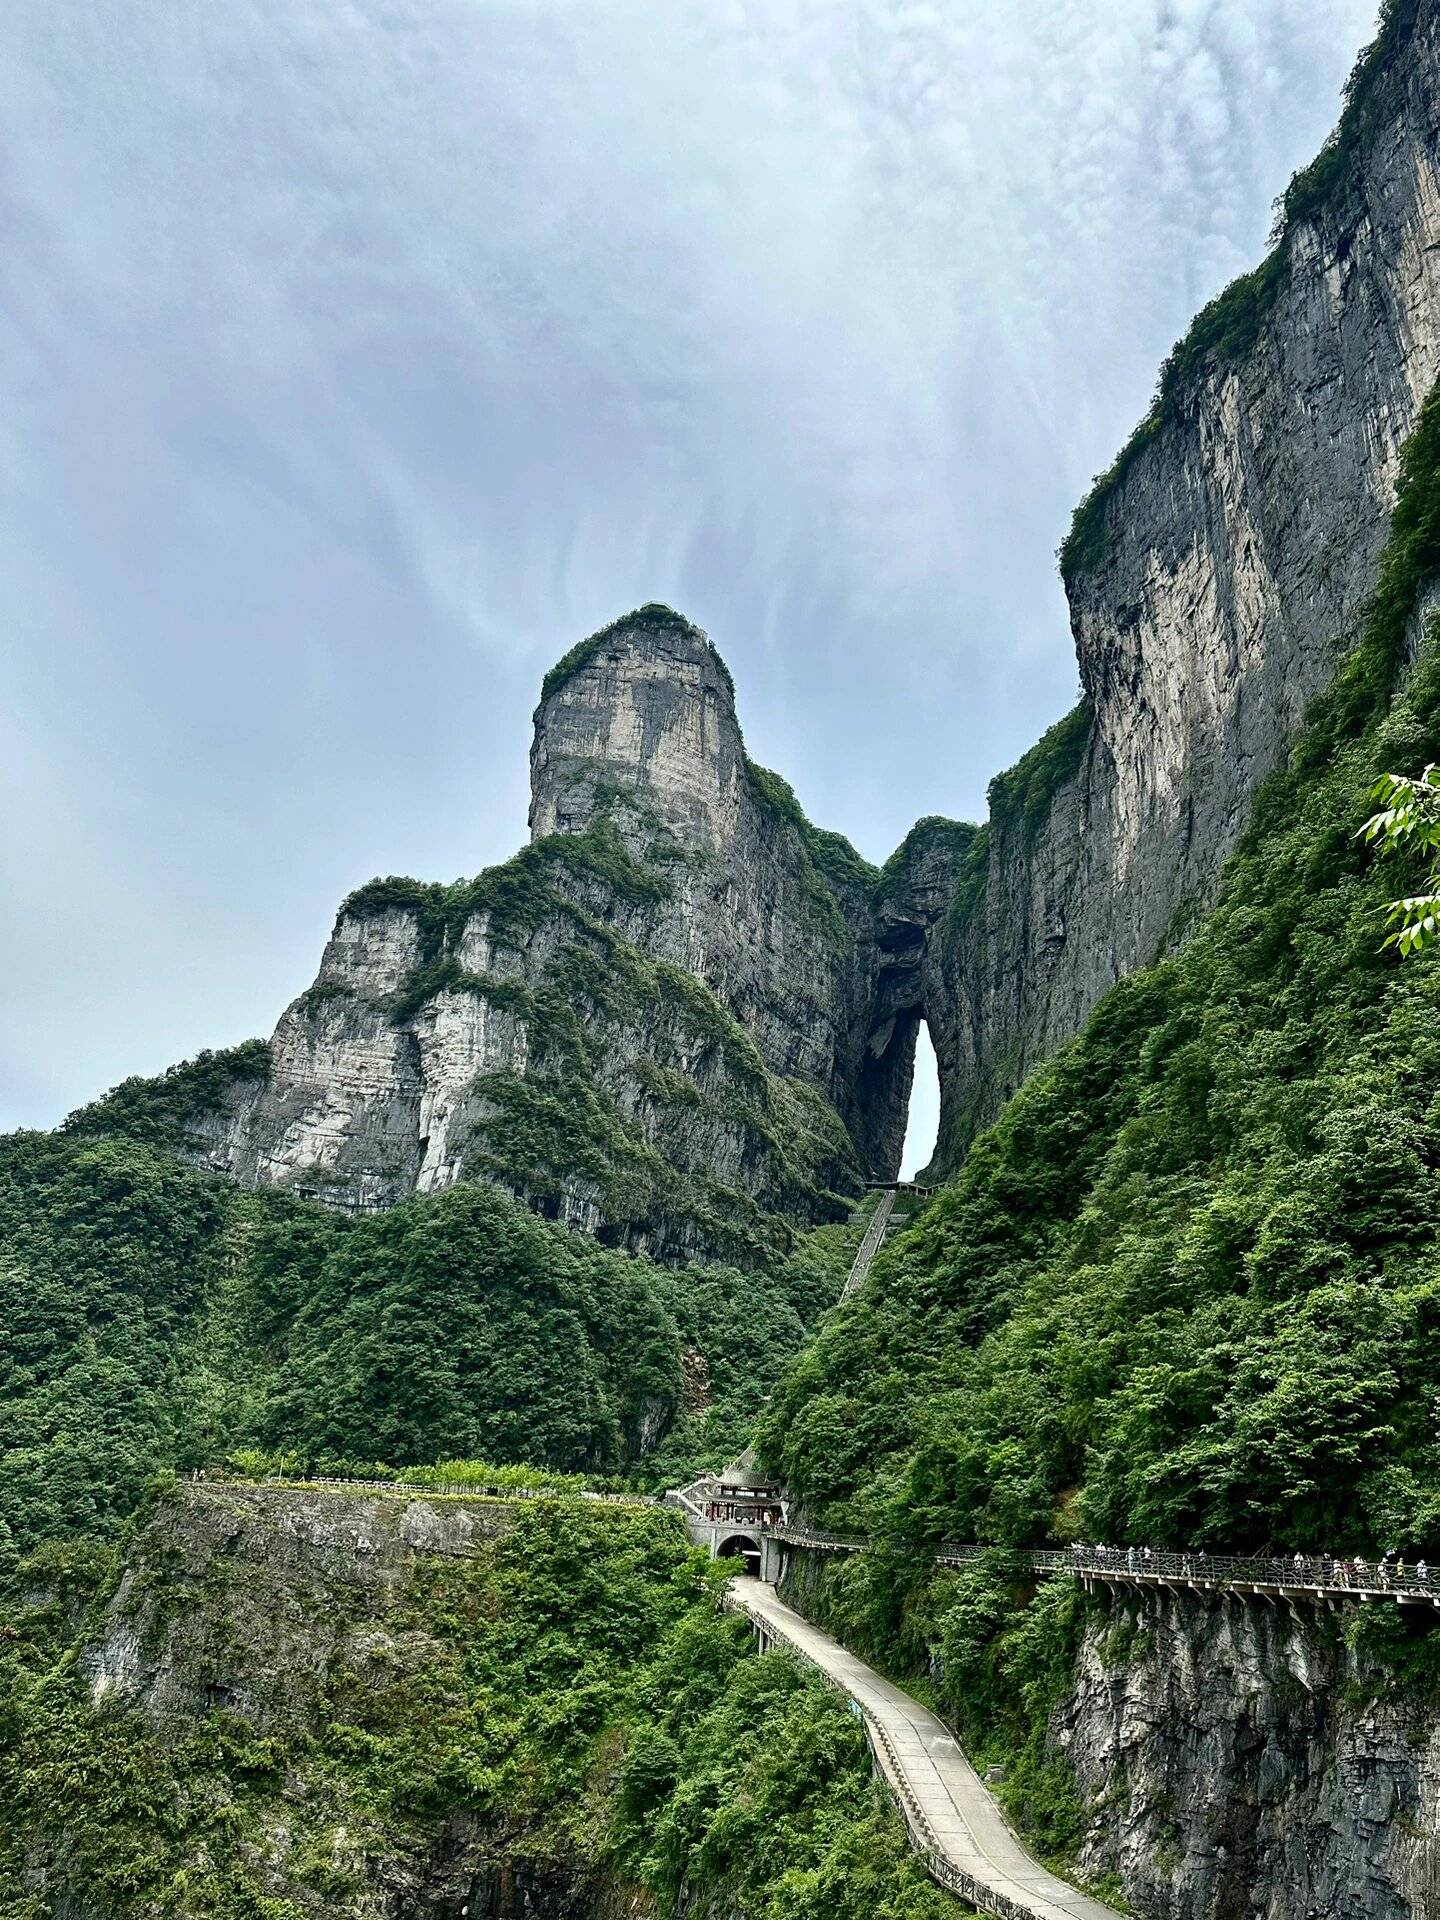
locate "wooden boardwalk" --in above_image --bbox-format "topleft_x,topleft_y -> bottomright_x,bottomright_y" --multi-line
726,1577 -> 1122,1920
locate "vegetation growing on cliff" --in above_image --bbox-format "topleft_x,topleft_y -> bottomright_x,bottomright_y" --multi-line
340,815 -> 676,965
538,601 -> 731,705
781,1547 -> 1094,1879
984,699 -> 1093,847
871,816 -> 979,920
743,757 -> 879,940
62,1040 -> 271,1149
0,1492 -> 960,1920
1060,0 -> 1421,580
763,378 -> 1440,1558
0,1130 -> 856,1565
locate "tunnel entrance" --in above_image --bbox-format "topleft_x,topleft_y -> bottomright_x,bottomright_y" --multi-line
899,1019 -> 939,1180
716,1532 -> 762,1577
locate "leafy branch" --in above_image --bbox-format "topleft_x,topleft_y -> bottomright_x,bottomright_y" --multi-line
1360,764 -> 1440,954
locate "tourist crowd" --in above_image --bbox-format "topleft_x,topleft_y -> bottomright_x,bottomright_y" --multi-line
1066,1542 -> 1433,1589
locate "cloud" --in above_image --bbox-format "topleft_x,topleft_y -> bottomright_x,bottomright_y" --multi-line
1,0 -> 1380,1124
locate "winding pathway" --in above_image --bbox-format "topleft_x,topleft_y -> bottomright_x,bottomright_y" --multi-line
725,1576 -> 1122,1920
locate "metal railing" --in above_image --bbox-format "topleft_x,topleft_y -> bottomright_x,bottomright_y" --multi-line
838,1189 -> 896,1305
204,1471 -> 655,1507
1023,1543 -> 1440,1603
769,1527 -> 1440,1605
773,1522 -> 868,1552
723,1588 -> 1102,1920
664,1481 -> 710,1520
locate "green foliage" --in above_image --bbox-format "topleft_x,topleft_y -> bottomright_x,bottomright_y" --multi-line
62,1042 -> 271,1149
744,758 -> 879,939
618,1642 -> 956,1920
538,602 -> 723,705
872,817 -> 980,920
1061,0 -> 1421,581
0,1498 -> 961,1919
775,1546 -> 1093,1882
930,1562 -> 1089,1867
224,1447 -> 617,1492
0,1132 -> 256,1563
329,809 -> 864,1258
256,1183 -> 681,1470
1361,763 -> 1440,952
0,1122 -> 858,1560
634,1221 -> 862,1491
1295,377 -> 1440,771
763,382 -> 1440,1556
985,701 -> 1093,847
1275,0 -> 1420,234
341,819 -> 674,977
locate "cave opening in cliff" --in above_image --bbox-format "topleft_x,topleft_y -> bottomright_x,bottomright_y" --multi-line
899,1019 -> 939,1180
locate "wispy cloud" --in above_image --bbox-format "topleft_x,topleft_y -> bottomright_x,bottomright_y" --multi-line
1,0 -> 1379,1123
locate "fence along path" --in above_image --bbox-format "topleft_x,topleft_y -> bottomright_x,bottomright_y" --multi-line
837,1189 -> 897,1304
198,1472 -> 654,1507
725,1577 -> 1122,1920
771,1530 -> 1440,1609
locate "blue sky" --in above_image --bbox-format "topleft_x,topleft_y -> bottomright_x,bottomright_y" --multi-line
3,0 -> 1379,1136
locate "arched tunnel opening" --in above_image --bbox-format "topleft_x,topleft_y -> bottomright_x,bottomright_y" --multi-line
899,1018 -> 940,1180
716,1532 -> 762,1577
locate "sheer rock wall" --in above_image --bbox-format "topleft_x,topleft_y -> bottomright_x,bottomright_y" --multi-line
1061,1588 -> 1440,1920
928,0 -> 1440,1164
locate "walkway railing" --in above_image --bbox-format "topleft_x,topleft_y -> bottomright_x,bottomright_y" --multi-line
723,1586 -> 1090,1920
772,1527 -> 1440,1606
664,1481 -> 710,1521
838,1189 -> 897,1305
204,1472 -> 655,1507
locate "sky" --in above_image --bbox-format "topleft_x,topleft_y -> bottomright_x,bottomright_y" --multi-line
3,0 -> 1381,1138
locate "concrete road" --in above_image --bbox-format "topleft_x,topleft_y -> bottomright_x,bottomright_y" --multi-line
727,1576 -> 1124,1920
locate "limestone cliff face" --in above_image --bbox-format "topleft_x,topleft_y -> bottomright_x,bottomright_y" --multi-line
527,608 -> 883,1129
111,9 -> 1440,1239
926,0 -> 1440,1164
200,607 -> 884,1262
1058,1588 -> 1440,1920
69,1481 -> 621,1920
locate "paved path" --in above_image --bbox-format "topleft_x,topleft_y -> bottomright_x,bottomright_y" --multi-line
726,1577 -> 1123,1920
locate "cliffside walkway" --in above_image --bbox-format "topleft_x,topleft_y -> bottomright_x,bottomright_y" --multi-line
838,1182 -> 930,1306
837,1189 -> 896,1304
772,1529 -> 1440,1608
725,1577 -> 1121,1920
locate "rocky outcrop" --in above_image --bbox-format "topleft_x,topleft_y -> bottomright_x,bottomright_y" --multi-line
193,607 -> 884,1262
928,0 -> 1440,1162
82,8 -> 1440,1241
1058,1587 -> 1440,1920
64,1480 -> 629,1920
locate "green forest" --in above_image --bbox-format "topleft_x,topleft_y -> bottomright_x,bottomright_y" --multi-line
0,1495 -> 959,1919
762,380 -> 1440,1562
0,1124 -> 855,1565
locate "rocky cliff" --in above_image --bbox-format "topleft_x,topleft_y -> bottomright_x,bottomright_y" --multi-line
925,0 -> 1440,1163
183,607 -> 890,1262
0,1480 -> 941,1920
1060,1586 -> 1440,1920
75,5 -> 1440,1240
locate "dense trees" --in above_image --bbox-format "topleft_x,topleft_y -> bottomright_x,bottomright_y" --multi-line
0,1501 -> 959,1918
0,1127 -> 851,1563
761,387 -> 1440,1558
